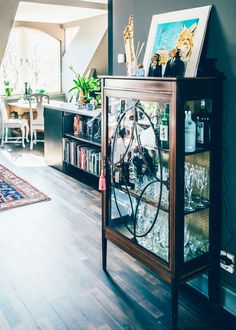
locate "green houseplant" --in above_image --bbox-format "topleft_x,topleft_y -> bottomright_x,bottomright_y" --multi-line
4,80 -> 13,96
68,66 -> 100,103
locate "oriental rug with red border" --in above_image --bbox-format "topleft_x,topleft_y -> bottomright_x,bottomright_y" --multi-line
0,164 -> 50,211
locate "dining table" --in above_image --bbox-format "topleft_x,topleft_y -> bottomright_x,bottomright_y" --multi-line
7,100 -> 38,117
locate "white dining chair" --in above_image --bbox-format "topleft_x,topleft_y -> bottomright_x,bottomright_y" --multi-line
0,99 -> 29,148
29,93 -> 49,150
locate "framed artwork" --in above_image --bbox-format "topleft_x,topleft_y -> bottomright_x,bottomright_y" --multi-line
143,6 -> 212,77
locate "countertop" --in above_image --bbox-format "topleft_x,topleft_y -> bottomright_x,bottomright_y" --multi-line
44,101 -> 101,117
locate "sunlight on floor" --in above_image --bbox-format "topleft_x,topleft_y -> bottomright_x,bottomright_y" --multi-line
0,146 -> 46,167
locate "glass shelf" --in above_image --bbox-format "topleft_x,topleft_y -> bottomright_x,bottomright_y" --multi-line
184,198 -> 210,215
185,147 -> 211,155
112,182 -> 209,216
159,146 -> 210,154
111,182 -> 169,212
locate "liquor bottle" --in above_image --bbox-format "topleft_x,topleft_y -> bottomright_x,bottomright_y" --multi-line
120,99 -> 126,113
152,102 -> 161,141
143,148 -> 155,176
113,166 -> 120,184
132,148 -> 143,177
27,85 -> 32,96
23,82 -> 29,101
196,99 -> 211,148
159,104 -> 169,149
113,153 -> 123,185
122,152 -> 130,185
128,151 -> 136,190
119,153 -> 125,185
185,110 -> 196,152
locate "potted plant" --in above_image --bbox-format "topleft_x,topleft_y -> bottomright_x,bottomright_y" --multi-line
4,80 -> 13,96
68,66 -> 100,104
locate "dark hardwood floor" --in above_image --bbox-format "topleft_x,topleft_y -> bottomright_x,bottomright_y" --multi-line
0,144 -> 234,330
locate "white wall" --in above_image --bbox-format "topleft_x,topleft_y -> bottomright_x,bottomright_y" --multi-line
85,30 -> 108,75
0,0 -> 19,64
62,14 -> 107,99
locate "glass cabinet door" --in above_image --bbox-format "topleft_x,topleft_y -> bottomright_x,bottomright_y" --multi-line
107,97 -> 171,262
184,99 -> 212,262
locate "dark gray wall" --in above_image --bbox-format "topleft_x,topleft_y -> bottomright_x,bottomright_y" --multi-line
112,0 -> 236,291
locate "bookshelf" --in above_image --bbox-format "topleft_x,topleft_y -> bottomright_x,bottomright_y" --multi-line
63,138 -> 101,178
44,102 -> 101,187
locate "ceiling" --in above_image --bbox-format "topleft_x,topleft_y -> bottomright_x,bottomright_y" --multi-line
15,1 -> 107,24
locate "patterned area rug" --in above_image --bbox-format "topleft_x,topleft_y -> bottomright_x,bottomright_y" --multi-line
0,164 -> 50,211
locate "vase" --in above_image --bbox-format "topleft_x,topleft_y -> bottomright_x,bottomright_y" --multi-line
79,89 -> 86,103
127,61 -> 138,76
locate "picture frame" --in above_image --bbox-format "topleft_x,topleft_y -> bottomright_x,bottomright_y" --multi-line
143,6 -> 212,77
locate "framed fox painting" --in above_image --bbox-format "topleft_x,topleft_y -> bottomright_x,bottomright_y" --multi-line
143,6 -> 212,77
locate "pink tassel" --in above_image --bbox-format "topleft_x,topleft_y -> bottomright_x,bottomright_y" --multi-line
99,169 -> 106,191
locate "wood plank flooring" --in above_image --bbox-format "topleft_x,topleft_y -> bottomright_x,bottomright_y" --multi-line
0,144 -> 234,330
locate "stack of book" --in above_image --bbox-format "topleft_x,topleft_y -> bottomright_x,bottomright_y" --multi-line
63,138 -> 101,176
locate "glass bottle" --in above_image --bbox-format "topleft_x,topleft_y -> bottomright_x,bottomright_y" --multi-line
132,147 -> 143,193
152,102 -> 161,141
159,104 -> 169,149
27,84 -> 32,96
123,152 -> 130,186
113,154 -> 124,185
185,110 -> 196,152
128,150 -> 136,190
113,166 -> 120,184
23,82 -> 29,101
120,99 -> 126,113
119,153 -> 125,185
196,99 -> 211,148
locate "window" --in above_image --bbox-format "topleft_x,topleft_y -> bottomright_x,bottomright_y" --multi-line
0,27 -> 61,95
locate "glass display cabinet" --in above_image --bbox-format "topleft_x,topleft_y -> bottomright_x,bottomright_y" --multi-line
101,76 -> 223,329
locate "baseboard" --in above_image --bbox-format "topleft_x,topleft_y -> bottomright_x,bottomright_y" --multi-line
188,275 -> 236,317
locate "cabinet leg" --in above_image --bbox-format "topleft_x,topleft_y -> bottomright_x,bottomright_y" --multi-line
102,230 -> 107,271
171,282 -> 179,330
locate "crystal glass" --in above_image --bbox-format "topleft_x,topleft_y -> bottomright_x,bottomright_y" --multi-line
184,226 -> 209,262
195,166 -> 208,208
184,162 -> 196,212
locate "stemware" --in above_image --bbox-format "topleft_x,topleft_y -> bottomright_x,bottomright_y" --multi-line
195,166 -> 208,208
184,162 -> 196,212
